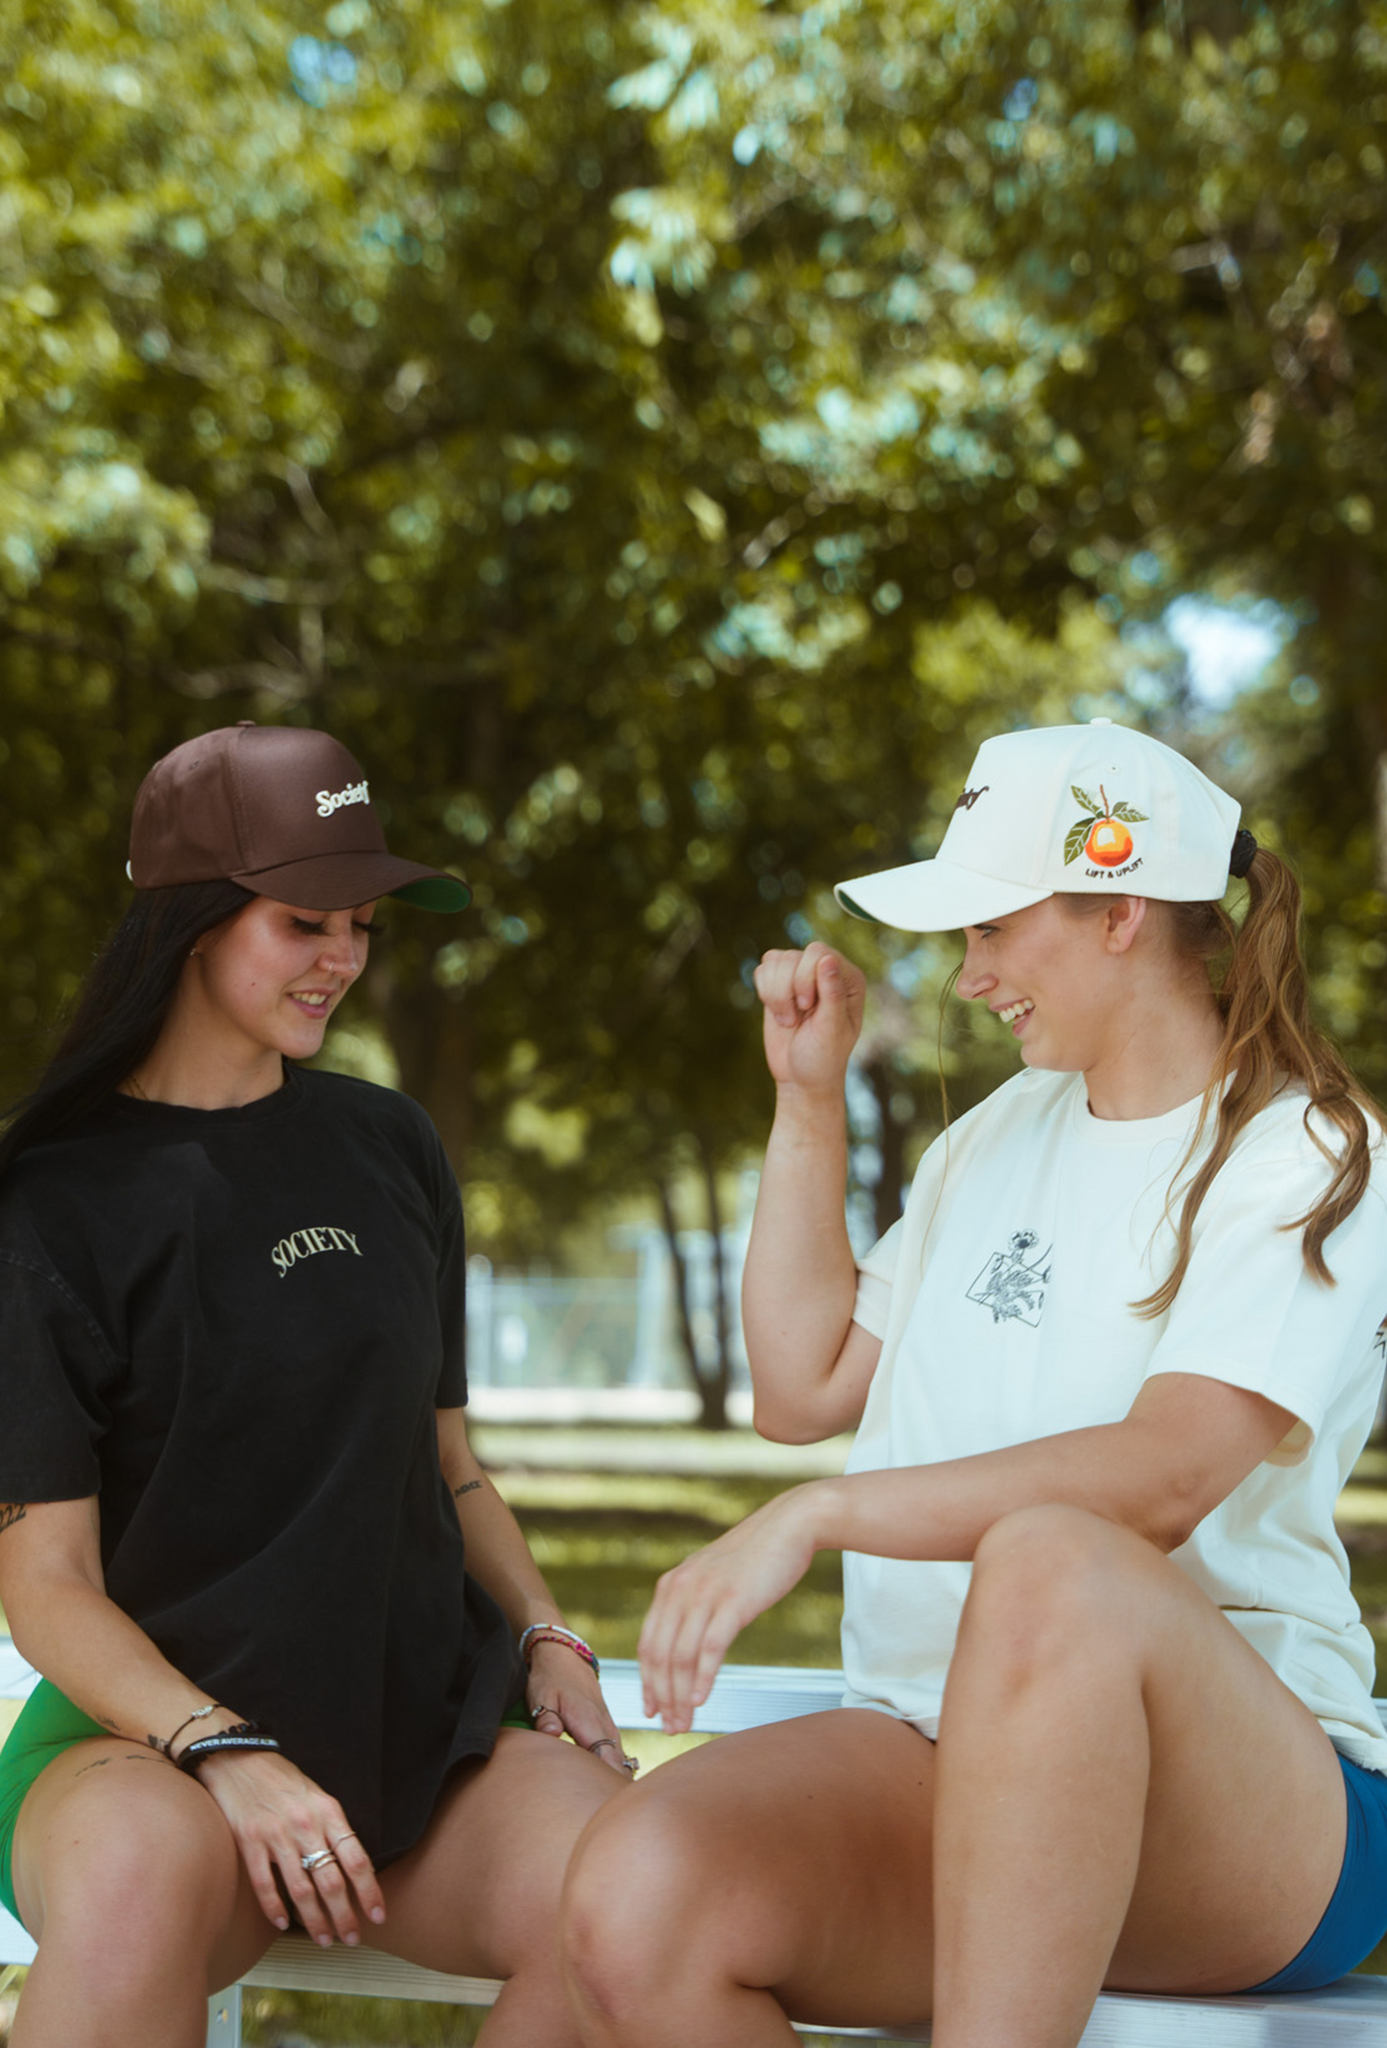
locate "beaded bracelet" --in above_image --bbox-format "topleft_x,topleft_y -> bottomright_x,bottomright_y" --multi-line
518,1622 -> 600,1675
176,1721 -> 281,1774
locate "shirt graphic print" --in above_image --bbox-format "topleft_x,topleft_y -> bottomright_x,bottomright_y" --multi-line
966,1228 -> 1052,1326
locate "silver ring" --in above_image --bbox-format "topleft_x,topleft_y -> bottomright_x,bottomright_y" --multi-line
588,1737 -> 619,1754
332,1831 -> 358,1850
301,1848 -> 338,1873
530,1702 -> 557,1723
620,1755 -> 640,1775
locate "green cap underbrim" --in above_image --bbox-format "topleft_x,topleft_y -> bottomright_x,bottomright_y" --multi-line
389,875 -> 472,912
834,889 -> 876,923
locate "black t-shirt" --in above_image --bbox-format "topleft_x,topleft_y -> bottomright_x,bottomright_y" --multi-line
0,1067 -> 525,1864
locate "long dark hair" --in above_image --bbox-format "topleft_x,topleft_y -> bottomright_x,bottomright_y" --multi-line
0,880 -> 254,1185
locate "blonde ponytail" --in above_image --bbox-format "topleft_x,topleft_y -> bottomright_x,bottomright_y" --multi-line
1135,849 -> 1384,1318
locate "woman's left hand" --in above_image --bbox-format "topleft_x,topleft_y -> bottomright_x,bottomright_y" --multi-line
525,1639 -> 634,1775
638,1486 -> 819,1734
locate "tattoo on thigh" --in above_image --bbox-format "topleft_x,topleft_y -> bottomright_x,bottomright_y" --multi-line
75,1750 -> 164,1777
453,1479 -> 482,1498
0,1505 -> 27,1537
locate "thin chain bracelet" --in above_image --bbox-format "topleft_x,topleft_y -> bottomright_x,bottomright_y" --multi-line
149,1699 -> 223,1758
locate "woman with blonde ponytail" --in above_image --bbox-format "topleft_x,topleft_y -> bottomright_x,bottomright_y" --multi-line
563,723 -> 1387,2048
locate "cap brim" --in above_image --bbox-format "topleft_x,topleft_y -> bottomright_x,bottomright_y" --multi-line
231,851 -> 470,913
834,857 -> 1050,932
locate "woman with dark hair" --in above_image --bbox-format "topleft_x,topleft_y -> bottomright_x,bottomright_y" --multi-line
0,724 -> 632,2048
564,721 -> 1387,2048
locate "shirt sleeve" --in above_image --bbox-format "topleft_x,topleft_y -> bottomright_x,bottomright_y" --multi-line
0,1252 -> 115,1500
1142,1138 -> 1387,1464
853,1217 -> 906,1341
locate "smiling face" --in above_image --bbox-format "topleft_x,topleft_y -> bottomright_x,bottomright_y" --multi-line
189,896 -> 378,1068
956,896 -> 1135,1074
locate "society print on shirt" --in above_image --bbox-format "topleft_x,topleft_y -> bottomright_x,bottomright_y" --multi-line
271,1224 -> 364,1277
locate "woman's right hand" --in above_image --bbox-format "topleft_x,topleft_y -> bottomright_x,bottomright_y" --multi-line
193,1747 -> 386,1946
753,943 -> 866,1093
639,1485 -> 820,1733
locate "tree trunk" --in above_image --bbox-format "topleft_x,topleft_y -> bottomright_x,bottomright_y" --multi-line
864,1056 -> 908,1242
368,964 -> 474,1177
697,1136 -> 732,1432
656,1176 -> 709,1421
656,1169 -> 731,1430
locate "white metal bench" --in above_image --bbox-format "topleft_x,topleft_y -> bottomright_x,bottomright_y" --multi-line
2,1657 -> 1386,2044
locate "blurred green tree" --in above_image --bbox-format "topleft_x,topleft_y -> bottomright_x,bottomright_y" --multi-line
610,0 -> 1387,1076
4,0 -> 1385,1441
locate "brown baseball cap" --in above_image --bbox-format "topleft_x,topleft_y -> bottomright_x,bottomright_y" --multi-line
128,724 -> 469,912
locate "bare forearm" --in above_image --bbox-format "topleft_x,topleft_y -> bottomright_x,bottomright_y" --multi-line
639,1376 -> 1294,1731
449,1470 -> 564,1635
447,1451 -> 627,1762
791,1423 -> 1195,1565
7,1570 -> 236,1750
742,1084 -> 860,1416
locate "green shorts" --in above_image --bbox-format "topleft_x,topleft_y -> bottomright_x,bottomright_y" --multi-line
0,1685 -> 534,1920
0,1679 -> 107,1920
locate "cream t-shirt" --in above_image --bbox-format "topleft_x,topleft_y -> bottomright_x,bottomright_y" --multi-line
844,1068 -> 1387,1773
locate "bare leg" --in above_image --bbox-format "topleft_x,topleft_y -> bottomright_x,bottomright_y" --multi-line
367,1727 -> 627,2048
563,1710 -> 938,2047
565,1508 -> 1348,2048
10,1738 -> 274,2048
931,1504 -> 1346,2048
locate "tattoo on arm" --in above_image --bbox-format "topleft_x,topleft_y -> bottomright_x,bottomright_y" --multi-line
0,1504 -> 27,1537
453,1479 -> 483,1499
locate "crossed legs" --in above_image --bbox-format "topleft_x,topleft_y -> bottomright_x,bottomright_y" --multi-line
563,1505 -> 1348,2048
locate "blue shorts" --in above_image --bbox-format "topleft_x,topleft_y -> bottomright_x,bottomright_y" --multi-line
1248,1752 -> 1387,1992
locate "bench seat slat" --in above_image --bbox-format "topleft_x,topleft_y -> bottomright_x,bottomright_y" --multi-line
602,1660 -> 1387,1740
235,1943 -> 1387,2042
601,1658 -> 846,1732
241,1940 -> 502,2007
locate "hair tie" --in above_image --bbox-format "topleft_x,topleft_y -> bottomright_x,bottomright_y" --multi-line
1229,828 -> 1258,879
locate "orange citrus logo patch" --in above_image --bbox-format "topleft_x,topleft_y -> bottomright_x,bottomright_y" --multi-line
1063,784 -> 1147,867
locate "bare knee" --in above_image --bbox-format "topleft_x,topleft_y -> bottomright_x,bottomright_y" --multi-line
563,1787 -> 725,2023
963,1504 -> 1151,1683
26,1772 -> 240,1971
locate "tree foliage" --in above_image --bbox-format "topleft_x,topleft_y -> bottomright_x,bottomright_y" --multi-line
2,0 -> 1384,1386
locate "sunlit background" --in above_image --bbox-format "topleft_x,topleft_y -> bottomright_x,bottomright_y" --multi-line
4,0 -> 1387,2029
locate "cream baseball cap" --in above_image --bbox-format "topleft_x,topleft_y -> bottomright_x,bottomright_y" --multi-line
835,722 -> 1243,933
